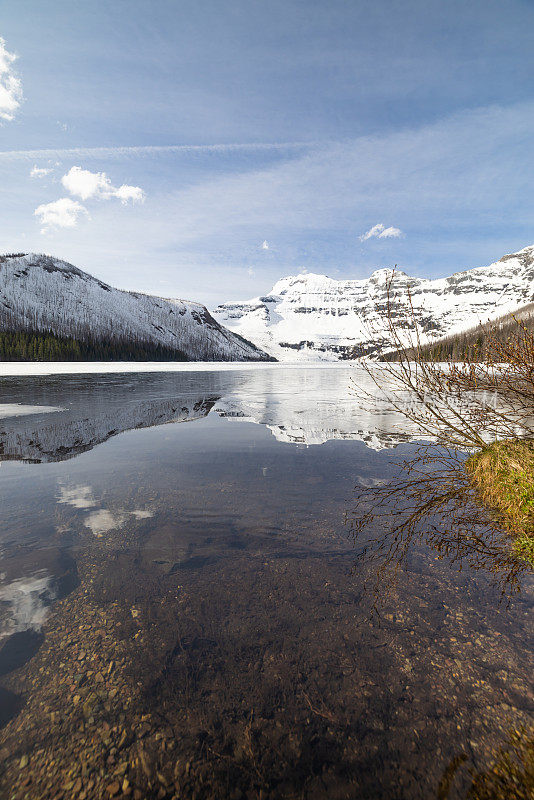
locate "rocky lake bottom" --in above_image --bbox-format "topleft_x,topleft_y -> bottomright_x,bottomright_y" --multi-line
0,366 -> 532,799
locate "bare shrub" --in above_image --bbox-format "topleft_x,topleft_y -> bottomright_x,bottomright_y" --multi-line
354,271 -> 534,450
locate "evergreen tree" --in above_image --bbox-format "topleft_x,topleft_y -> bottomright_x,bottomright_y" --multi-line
0,328 -> 189,362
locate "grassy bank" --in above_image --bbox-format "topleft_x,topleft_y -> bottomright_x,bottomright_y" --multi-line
466,440 -> 534,567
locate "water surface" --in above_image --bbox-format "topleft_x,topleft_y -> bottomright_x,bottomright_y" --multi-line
0,366 -> 532,799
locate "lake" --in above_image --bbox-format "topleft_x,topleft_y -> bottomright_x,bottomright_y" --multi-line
0,365 -> 532,799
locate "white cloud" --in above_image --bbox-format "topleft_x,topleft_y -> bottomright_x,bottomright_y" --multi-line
359,223 -> 403,241
30,165 -> 52,178
34,167 -> 143,233
61,166 -> 112,200
261,240 -> 269,250
84,507 -> 152,536
0,37 -> 22,122
0,572 -> 55,638
378,226 -> 403,239
57,484 -> 96,509
84,509 -> 127,536
359,223 -> 385,241
61,166 -> 145,204
247,266 -> 255,276
114,183 -> 145,204
34,197 -> 88,232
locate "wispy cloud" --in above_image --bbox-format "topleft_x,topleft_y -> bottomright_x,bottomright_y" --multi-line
147,101 -> 533,253
61,166 -> 145,204
0,141 -> 314,162
359,223 -> 403,241
34,197 -> 88,232
30,165 -> 52,178
12,101 -> 534,304
0,37 -> 22,122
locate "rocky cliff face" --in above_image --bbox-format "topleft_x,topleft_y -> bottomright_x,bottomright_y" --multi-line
214,246 -> 534,360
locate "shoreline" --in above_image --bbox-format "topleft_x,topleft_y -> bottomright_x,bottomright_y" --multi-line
0,361 -> 356,377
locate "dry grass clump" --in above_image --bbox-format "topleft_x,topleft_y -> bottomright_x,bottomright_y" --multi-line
466,440 -> 534,566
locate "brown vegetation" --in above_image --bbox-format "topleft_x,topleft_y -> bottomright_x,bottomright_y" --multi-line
466,441 -> 534,566
356,272 -> 534,552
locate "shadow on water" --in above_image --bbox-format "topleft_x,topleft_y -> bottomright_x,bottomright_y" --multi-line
0,687 -> 22,728
0,630 -> 45,677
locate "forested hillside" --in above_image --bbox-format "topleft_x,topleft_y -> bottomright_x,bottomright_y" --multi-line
0,328 -> 188,362
383,303 -> 534,362
0,253 -> 272,362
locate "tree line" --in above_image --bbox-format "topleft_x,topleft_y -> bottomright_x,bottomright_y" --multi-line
383,303 -> 534,362
0,328 -> 188,361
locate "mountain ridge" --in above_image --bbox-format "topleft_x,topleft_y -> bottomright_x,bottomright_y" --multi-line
383,298 -> 534,363
214,245 -> 534,360
0,253 -> 272,362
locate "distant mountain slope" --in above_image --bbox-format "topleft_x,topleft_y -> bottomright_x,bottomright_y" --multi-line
0,254 -> 272,361
383,300 -> 534,363
214,246 -> 534,360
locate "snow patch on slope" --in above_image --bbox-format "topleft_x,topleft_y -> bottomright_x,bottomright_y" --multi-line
0,403 -> 63,418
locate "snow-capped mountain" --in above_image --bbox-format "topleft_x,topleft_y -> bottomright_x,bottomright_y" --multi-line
214,246 -> 534,360
0,253 -> 271,361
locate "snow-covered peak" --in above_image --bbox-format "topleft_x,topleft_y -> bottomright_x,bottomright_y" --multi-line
1,252 -> 104,283
214,245 -> 534,361
271,272 -> 335,295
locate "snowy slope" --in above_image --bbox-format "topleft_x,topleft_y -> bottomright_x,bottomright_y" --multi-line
214,246 -> 534,360
0,253 -> 271,361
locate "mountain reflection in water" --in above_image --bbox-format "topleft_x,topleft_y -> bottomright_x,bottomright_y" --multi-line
0,366 -> 420,463
0,366 -> 531,800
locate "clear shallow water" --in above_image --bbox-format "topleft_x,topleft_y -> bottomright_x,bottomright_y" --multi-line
0,366 -> 532,799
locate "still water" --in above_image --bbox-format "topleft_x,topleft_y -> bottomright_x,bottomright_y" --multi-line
0,366 -> 532,799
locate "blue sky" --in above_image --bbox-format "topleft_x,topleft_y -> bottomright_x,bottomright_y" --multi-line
1,0 -> 534,305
